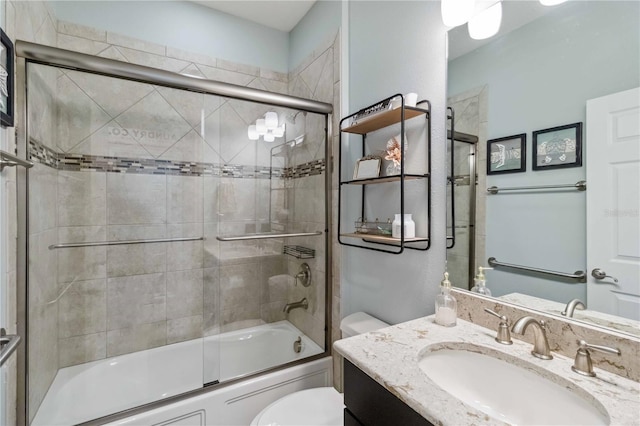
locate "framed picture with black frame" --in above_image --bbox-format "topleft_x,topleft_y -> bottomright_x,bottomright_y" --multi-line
487,133 -> 526,175
532,122 -> 582,171
0,27 -> 14,128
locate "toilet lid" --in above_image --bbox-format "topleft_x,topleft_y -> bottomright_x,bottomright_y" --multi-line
251,387 -> 344,426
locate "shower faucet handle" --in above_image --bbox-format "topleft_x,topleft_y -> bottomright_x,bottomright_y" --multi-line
484,308 -> 513,345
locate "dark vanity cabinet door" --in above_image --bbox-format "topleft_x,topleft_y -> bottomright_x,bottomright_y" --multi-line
344,360 -> 433,426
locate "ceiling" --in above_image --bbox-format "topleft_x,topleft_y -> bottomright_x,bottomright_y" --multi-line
192,0 -> 316,32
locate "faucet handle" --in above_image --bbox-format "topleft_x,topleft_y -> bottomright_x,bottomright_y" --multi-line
484,308 -> 513,345
572,339 -> 621,377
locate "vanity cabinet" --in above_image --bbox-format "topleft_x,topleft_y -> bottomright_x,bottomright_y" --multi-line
338,95 -> 432,254
344,360 -> 433,426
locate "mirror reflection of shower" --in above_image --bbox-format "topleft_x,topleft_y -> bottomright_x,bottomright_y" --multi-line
446,105 -> 480,290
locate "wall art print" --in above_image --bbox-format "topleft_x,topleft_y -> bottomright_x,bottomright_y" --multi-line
533,122 -> 582,170
0,28 -> 13,128
487,133 -> 526,175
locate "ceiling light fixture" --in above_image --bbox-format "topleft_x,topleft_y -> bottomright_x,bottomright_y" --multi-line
441,0 -> 476,27
248,112 -> 285,142
539,0 -> 567,6
468,0 -> 502,40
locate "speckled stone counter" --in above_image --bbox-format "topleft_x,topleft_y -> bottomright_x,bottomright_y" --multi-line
334,316 -> 640,426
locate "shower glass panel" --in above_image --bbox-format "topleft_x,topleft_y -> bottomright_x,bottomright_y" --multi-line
25,62 -> 327,424
446,138 -> 476,290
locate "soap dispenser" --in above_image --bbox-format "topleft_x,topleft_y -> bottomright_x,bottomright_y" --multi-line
471,266 -> 493,296
435,271 -> 457,327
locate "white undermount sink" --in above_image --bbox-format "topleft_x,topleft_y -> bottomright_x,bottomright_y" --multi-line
418,345 -> 610,425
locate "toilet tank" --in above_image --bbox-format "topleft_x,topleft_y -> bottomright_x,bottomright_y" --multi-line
340,312 -> 390,338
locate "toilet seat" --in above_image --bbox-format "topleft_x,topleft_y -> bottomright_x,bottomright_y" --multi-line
250,387 -> 344,426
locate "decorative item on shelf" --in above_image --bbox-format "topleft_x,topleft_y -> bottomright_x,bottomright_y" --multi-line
384,133 -> 408,176
350,98 -> 393,126
248,111 -> 285,142
355,218 -> 392,236
353,156 -> 381,180
404,92 -> 418,107
391,214 -> 415,239
487,133 -> 526,175
533,122 -> 582,170
283,245 -> 315,259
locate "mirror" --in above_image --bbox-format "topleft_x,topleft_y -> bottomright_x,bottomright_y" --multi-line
446,0 -> 640,337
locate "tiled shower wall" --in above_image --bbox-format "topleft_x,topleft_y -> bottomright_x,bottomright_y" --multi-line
24,18 -> 338,419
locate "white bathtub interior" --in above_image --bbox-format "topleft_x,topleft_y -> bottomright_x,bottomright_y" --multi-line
33,321 -> 323,425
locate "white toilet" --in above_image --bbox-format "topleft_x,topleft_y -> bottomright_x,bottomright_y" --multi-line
250,312 -> 389,426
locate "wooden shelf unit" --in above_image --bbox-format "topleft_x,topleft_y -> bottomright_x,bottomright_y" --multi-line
340,233 -> 429,244
341,173 -> 429,186
337,95 -> 432,254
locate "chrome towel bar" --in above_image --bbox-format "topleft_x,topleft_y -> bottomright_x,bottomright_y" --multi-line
217,231 -> 322,241
0,150 -> 34,171
49,236 -> 204,250
488,257 -> 587,283
487,180 -> 586,194
0,329 -> 21,368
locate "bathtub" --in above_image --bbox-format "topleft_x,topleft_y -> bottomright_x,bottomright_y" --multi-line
33,321 -> 325,426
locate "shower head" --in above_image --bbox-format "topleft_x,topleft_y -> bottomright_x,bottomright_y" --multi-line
285,134 -> 305,148
286,111 -> 307,124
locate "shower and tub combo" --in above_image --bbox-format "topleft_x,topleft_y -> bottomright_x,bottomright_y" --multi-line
16,41 -> 333,424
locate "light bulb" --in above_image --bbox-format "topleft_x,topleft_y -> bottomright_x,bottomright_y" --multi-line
441,0 -> 476,27
247,125 -> 259,140
265,111 -> 278,130
273,124 -> 285,138
539,0 -> 566,5
468,0 -> 502,40
256,118 -> 267,135
264,132 -> 275,142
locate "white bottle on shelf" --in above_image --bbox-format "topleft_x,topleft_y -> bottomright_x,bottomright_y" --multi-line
392,214 -> 415,239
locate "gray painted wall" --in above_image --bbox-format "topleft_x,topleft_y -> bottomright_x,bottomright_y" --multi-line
448,1 -> 640,302
52,0 -> 290,72
289,0 -> 341,70
342,1 -> 447,325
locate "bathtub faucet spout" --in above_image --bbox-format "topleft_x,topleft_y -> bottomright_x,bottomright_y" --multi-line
283,298 -> 308,313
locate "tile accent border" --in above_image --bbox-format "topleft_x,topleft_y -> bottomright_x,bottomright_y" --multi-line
28,138 -> 330,180
283,159 -> 325,179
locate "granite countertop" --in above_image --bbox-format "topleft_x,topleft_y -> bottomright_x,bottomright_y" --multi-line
333,316 -> 640,426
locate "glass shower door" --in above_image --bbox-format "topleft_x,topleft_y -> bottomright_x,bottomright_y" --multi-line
206,97 -> 327,383
26,62 -> 213,424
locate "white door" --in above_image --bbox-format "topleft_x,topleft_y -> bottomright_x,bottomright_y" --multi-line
586,87 -> 640,320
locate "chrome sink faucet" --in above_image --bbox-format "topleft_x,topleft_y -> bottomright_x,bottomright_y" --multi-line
511,316 -> 553,360
561,299 -> 586,317
283,298 -> 309,313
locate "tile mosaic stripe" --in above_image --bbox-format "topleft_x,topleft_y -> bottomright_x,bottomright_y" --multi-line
283,159 -> 326,179
28,138 -> 59,169
28,138 -> 315,179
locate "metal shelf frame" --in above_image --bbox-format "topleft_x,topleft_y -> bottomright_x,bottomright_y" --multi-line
337,94 -> 432,254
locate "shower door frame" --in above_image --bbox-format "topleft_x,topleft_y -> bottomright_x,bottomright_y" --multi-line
15,41 -> 333,426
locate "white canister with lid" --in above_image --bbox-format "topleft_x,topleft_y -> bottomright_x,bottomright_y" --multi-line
392,214 -> 415,239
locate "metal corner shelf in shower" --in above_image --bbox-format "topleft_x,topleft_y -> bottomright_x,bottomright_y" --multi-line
283,245 -> 315,259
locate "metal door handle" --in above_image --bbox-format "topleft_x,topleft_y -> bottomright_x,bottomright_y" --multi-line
0,328 -> 21,367
591,268 -> 618,283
